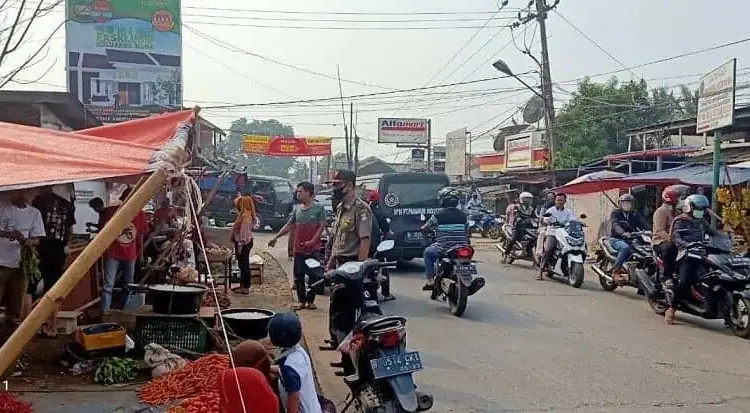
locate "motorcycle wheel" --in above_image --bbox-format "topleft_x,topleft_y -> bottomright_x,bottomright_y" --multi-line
568,262 -> 584,288
430,276 -> 440,300
728,296 -> 750,338
449,279 -> 468,317
646,294 -> 668,316
488,226 -> 502,240
598,272 -> 618,292
505,252 -> 515,265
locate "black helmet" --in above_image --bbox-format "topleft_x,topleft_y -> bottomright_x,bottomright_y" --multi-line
437,187 -> 460,208
268,312 -> 302,348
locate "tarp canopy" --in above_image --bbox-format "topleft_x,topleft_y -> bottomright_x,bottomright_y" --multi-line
0,110 -> 195,192
555,164 -> 750,195
565,170 -> 626,186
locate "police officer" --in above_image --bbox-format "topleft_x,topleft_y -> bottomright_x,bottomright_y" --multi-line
326,169 -> 373,270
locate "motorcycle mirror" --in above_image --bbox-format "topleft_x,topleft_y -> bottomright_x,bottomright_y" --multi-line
580,214 -> 587,219
305,258 -> 321,269
377,239 -> 395,252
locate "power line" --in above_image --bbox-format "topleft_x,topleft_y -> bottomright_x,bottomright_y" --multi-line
182,13 -> 516,24
553,10 -> 636,77
181,6 -> 510,16
184,19 -> 518,30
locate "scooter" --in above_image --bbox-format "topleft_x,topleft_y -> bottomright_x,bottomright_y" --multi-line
540,213 -> 588,288
306,240 -> 434,412
591,230 -> 657,292
496,218 -> 540,266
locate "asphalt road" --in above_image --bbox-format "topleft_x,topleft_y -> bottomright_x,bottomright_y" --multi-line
372,240 -> 750,413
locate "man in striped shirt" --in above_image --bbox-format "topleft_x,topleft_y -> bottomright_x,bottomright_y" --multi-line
421,187 -> 469,290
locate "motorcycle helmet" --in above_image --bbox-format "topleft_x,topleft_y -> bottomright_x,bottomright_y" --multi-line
618,193 -> 635,212
268,312 -> 302,349
683,194 -> 709,218
662,184 -> 690,206
437,187 -> 460,208
519,191 -> 533,205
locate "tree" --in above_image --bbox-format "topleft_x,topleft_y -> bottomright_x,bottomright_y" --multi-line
0,0 -> 62,88
553,77 -> 697,168
220,118 -> 296,177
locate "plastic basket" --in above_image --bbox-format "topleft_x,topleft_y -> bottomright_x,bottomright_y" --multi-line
134,315 -> 209,354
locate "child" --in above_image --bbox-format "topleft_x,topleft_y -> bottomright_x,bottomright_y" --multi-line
268,312 -> 323,413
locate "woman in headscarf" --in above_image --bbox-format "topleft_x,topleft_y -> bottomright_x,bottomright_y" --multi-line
231,195 -> 257,295
219,340 -> 279,413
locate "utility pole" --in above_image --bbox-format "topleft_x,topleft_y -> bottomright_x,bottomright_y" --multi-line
349,102 -> 354,170
535,0 -> 558,186
426,120 -> 432,173
353,110 -> 360,174
336,64 -> 350,170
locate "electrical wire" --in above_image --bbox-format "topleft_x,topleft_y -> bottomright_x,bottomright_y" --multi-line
184,19 -> 519,31
181,6 -> 511,16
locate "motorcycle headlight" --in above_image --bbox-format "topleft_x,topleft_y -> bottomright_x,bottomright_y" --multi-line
566,236 -> 584,246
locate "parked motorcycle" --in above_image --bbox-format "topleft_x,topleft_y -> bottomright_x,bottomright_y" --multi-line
306,240 -> 434,413
591,230 -> 658,292
496,218 -> 540,266
467,209 -> 502,239
638,233 -> 750,338
540,213 -> 587,288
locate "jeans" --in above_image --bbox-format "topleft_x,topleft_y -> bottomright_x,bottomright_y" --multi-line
424,244 -> 440,279
235,240 -> 254,288
293,254 -> 323,304
609,238 -> 632,269
101,258 -> 135,312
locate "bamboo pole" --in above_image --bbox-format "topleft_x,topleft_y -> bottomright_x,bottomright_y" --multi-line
0,170 -> 167,376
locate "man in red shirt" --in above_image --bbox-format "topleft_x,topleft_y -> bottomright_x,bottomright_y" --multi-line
100,187 -> 148,313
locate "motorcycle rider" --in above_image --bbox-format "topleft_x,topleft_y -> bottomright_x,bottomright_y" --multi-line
421,187 -> 469,290
539,193 -> 576,280
502,191 -> 536,263
608,193 -> 650,284
665,194 -> 720,325
652,185 -> 688,286
367,190 -> 394,302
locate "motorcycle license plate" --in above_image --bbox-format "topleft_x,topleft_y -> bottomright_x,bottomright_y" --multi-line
405,232 -> 422,242
456,263 -> 478,275
370,351 -> 423,379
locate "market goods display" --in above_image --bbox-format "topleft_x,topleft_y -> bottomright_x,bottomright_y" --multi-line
175,267 -> 199,284
168,390 -> 221,413
206,244 -> 232,262
94,357 -> 139,385
201,289 -> 231,310
717,186 -> 750,254
0,392 -> 35,413
138,354 -> 230,406
20,245 -> 41,284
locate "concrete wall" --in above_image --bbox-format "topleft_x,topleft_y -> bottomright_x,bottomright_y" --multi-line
39,106 -> 73,131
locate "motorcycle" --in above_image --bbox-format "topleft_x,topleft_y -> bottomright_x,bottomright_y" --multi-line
467,209 -> 502,239
638,233 -> 750,338
591,229 -> 658,293
306,240 -> 434,413
496,218 -> 540,266
540,213 -> 587,288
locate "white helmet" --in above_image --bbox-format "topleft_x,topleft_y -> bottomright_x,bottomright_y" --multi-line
519,192 -> 533,204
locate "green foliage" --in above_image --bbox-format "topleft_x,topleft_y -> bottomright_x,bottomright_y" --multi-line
220,118 -> 296,177
553,77 -> 698,168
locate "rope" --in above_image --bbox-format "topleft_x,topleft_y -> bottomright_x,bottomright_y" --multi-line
185,174 -> 249,413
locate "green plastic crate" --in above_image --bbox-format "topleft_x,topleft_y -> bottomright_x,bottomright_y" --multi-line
134,315 -> 209,354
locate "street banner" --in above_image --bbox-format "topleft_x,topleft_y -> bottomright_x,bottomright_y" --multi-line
696,59 -> 736,134
445,128 -> 467,177
65,0 -> 183,123
243,136 -> 332,156
378,118 -> 429,144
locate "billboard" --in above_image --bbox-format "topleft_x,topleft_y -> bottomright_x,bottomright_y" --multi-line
66,0 -> 183,123
696,59 -> 736,134
243,136 -> 332,156
378,118 -> 429,144
410,148 -> 425,170
445,127 -> 467,177
505,134 -> 532,169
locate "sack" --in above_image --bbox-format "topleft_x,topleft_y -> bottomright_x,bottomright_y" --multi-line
143,343 -> 187,378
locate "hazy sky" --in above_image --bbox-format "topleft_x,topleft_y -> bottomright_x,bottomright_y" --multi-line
7,0 -> 750,162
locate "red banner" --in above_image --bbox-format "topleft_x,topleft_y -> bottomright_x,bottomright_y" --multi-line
243,135 -> 332,156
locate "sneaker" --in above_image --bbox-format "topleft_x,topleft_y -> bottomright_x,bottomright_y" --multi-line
422,279 -> 435,291
306,303 -> 318,310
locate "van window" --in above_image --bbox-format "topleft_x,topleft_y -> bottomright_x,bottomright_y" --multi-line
384,181 -> 446,207
274,181 -> 292,194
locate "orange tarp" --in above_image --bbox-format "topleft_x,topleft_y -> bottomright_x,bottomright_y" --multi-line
0,110 -> 195,191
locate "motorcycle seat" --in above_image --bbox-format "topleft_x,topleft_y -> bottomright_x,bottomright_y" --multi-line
599,237 -> 619,256
356,315 -> 407,333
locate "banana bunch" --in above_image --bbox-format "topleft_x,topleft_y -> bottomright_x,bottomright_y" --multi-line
722,202 -> 744,229
94,357 -> 138,385
717,186 -> 733,206
20,245 -> 41,284
742,188 -> 750,209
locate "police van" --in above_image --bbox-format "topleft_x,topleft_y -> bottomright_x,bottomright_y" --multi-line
358,172 -> 450,260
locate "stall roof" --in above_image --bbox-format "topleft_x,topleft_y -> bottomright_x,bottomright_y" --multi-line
555,164 -> 750,195
626,106 -> 750,137
602,146 -> 701,161
0,110 -> 195,191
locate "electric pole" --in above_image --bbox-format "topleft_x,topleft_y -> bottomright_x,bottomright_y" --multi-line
353,110 -> 360,174
349,102 -> 354,170
535,0 -> 558,186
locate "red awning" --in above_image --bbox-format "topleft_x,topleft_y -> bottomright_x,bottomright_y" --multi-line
0,110 -> 195,191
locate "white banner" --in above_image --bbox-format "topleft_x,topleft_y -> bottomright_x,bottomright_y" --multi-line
445,128 -> 467,177
378,118 -> 429,144
697,59 -> 736,134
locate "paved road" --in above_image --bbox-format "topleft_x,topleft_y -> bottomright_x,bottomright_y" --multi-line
261,233 -> 750,412
372,242 -> 750,413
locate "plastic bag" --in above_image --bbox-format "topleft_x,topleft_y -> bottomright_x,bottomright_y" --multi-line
143,343 -> 187,378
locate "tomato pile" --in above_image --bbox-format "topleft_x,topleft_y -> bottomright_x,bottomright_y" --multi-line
138,354 -> 230,406
0,392 -> 34,413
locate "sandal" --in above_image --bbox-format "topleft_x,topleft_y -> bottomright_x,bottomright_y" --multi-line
293,303 -> 306,310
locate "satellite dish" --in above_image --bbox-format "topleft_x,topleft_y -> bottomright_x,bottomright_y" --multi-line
522,96 -> 545,124
492,124 -> 530,151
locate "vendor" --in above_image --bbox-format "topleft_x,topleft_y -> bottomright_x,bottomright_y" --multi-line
220,340 -> 279,413
31,185 -> 76,299
153,199 -> 176,231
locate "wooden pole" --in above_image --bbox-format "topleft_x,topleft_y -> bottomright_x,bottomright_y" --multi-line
0,170 -> 167,376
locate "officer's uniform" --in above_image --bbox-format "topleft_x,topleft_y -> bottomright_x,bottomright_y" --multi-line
331,196 -> 373,265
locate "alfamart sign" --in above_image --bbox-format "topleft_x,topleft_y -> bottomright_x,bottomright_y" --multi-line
377,118 -> 429,145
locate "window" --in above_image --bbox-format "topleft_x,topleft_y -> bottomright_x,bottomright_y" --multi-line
383,180 -> 447,207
